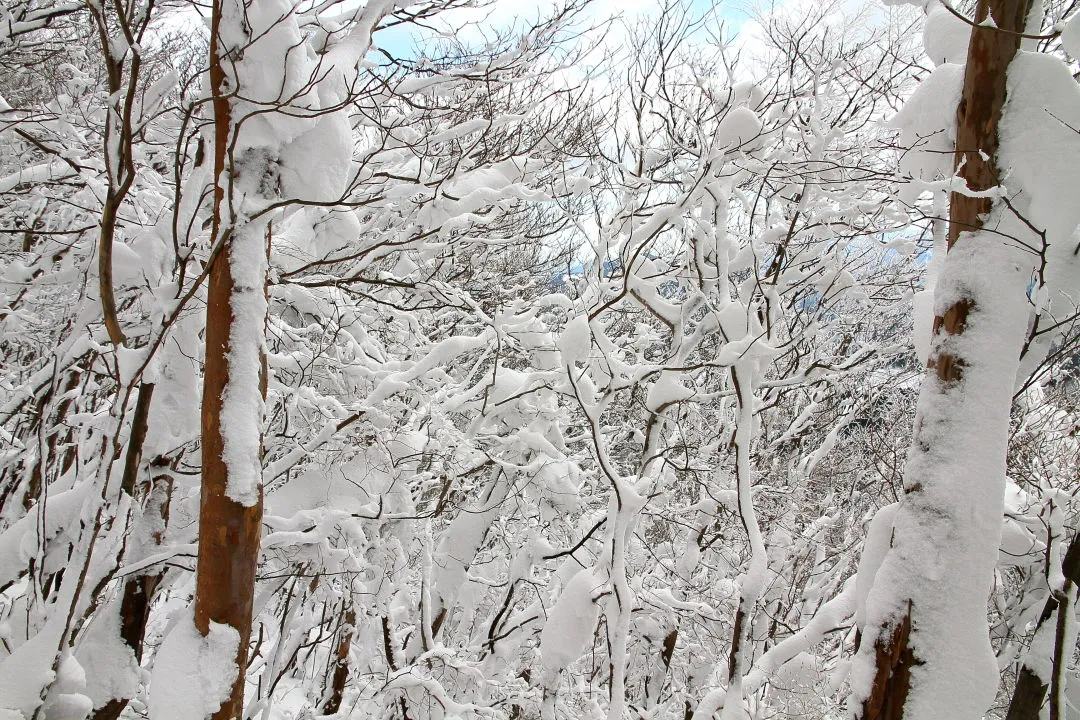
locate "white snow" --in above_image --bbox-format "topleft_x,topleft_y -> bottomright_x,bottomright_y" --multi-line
219,225 -> 269,507
646,371 -> 694,412
999,53 -> 1080,386
0,161 -> 76,194
539,568 -> 602,678
149,612 -> 240,720
41,653 -> 93,720
76,601 -> 140,710
744,581 -> 855,694
923,2 -> 970,65
853,503 -> 899,630
713,107 -> 763,152
854,224 -> 1039,720
558,316 -> 593,368
912,290 -> 934,365
0,485 -> 89,591
889,63 -> 965,204
1062,12 -> 1080,58
999,52 -> 1080,246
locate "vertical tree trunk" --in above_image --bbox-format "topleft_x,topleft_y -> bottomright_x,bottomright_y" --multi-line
932,0 -> 1034,385
192,2 -> 268,718
93,456 -> 173,720
323,604 -> 356,715
855,0 -> 1034,718
1005,534 -> 1080,720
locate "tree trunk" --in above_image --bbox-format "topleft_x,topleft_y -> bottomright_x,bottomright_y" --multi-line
1005,534 -> 1080,720
323,604 -> 356,715
192,2 -> 268,718
855,0 -> 1035,718
93,455 -> 173,720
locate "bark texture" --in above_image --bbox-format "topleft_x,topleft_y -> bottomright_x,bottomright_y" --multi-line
323,605 -> 356,715
857,0 -> 1034,717
1005,535 -> 1080,720
192,3 -> 267,719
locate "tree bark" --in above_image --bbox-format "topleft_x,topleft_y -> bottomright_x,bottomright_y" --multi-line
323,604 -> 356,715
192,3 -> 268,719
1005,534 -> 1080,720
931,0 -> 1033,384
856,0 -> 1034,717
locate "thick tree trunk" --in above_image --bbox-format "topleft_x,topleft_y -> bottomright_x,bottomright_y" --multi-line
856,0 -> 1034,718
192,2 -> 268,719
932,0 -> 1034,384
195,219 -> 265,720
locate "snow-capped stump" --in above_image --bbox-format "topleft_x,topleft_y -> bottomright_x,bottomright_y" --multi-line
539,567 -> 603,679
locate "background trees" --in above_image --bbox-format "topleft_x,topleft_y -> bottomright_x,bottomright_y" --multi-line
1,0 -> 1079,719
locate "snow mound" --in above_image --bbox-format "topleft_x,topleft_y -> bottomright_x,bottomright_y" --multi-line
149,612 -> 240,720
539,568 -> 602,677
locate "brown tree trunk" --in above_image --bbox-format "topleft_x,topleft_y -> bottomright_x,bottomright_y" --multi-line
323,604 -> 356,715
192,2 -> 268,719
93,457 -> 173,720
87,0 -> 142,349
1005,534 -> 1080,720
857,0 -> 1034,717
932,0 -> 1034,384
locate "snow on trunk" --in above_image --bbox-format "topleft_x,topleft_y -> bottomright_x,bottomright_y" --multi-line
848,0 -> 1079,718
148,612 -> 240,720
193,1 -> 396,717
217,221 -> 268,508
852,228 -> 1034,719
